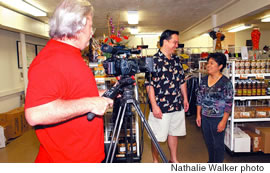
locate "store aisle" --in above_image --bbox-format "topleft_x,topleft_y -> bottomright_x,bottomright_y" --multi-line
0,115 -> 270,163
142,115 -> 270,163
0,129 -> 39,163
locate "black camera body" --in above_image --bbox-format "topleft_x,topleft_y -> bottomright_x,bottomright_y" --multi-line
101,44 -> 154,76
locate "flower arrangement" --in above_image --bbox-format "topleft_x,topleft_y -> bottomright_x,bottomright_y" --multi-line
103,16 -> 129,46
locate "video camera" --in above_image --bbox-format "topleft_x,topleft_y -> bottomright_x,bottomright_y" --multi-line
101,44 -> 154,76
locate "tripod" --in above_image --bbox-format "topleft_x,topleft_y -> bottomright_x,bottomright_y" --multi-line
105,77 -> 168,163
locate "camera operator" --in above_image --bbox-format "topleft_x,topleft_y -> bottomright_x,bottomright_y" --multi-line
25,0 -> 113,163
145,30 -> 189,163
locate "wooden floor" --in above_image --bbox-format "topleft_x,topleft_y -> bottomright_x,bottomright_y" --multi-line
1,115 -> 270,163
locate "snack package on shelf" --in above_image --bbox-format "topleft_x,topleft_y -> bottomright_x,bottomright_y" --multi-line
93,66 -> 105,77
255,106 -> 270,118
234,106 -> 255,118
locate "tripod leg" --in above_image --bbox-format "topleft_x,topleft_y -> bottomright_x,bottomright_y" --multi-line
132,100 -> 168,163
125,110 -> 134,162
106,105 -> 124,163
109,102 -> 128,163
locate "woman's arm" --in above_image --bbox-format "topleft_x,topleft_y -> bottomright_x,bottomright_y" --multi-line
217,80 -> 234,132
196,105 -> 202,127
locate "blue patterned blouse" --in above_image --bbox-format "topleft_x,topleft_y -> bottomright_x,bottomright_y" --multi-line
197,75 -> 234,118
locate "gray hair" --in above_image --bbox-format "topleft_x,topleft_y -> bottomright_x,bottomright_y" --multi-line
49,0 -> 94,39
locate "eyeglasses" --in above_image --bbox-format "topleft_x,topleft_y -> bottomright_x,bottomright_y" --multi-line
168,39 -> 178,45
91,27 -> 96,36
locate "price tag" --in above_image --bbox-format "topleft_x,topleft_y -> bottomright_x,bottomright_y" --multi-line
95,77 -> 105,83
256,74 -> 265,79
239,97 -> 246,101
240,74 -> 248,79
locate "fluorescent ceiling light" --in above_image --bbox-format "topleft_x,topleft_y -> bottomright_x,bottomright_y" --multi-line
0,0 -> 47,16
228,24 -> 252,32
201,33 -> 209,37
130,27 -> 138,34
261,16 -> 270,22
135,33 -> 161,37
127,11 -> 139,24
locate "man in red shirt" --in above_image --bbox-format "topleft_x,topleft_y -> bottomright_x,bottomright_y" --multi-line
25,0 -> 113,163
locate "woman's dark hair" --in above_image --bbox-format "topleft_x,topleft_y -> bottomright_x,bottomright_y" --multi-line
160,30 -> 179,47
207,52 -> 227,72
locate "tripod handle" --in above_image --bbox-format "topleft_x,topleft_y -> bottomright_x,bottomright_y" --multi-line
87,84 -> 120,121
87,112 -> 95,121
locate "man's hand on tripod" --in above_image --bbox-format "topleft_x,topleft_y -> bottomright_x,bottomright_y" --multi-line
98,89 -> 106,96
88,97 -> 113,116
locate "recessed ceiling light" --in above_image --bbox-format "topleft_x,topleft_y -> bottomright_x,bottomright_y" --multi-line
0,0 -> 47,16
127,11 -> 139,24
130,27 -> 138,34
228,24 -> 252,32
261,16 -> 270,22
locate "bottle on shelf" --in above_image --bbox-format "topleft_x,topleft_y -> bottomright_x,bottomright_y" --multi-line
256,80 -> 261,96
261,80 -> 266,96
242,80 -> 247,96
237,80 -> 243,96
235,80 -> 239,96
247,80 -> 252,96
252,80 -> 257,96
267,80 -> 270,95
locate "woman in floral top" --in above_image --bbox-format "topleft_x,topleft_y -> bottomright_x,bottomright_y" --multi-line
196,53 -> 233,163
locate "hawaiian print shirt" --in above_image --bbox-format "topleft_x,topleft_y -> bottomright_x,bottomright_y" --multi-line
145,50 -> 185,113
197,75 -> 234,118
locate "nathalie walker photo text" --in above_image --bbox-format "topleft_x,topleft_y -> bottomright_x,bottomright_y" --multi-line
171,163 -> 265,173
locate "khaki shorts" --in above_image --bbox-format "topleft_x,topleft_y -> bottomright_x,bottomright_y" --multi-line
148,110 -> 186,142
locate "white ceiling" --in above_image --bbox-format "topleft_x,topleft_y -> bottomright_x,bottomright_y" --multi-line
11,0 -> 235,37
2,0 -> 270,39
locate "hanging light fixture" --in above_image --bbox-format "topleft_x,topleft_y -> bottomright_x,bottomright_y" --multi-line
0,0 -> 47,16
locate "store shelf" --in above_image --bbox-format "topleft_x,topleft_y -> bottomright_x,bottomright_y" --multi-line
95,76 -> 116,82
228,117 -> 270,122
235,73 -> 270,78
234,96 -> 270,100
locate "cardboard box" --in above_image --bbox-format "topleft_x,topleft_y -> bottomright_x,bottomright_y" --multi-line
255,127 -> 270,154
225,127 -> 232,150
22,114 -> 31,133
6,110 -> 23,139
225,126 -> 251,152
242,129 -> 262,152
234,128 -> 251,152
2,107 -> 25,140
0,107 -> 31,145
0,113 -> 7,124
0,124 -> 6,148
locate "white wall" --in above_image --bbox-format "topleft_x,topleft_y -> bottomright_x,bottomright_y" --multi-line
0,6 -> 49,38
183,34 -> 213,53
182,28 -> 270,53
127,36 -> 159,56
235,29 -> 270,49
0,28 -> 48,113
183,34 -> 213,47
181,0 -> 270,42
